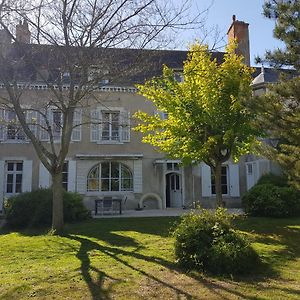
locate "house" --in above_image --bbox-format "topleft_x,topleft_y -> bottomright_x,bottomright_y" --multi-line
0,16 -> 278,213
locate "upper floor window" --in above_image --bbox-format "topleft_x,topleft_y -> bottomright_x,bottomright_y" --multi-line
87,162 -> 133,192
6,161 -> 23,194
6,111 -> 26,141
90,108 -> 130,143
102,111 -> 120,141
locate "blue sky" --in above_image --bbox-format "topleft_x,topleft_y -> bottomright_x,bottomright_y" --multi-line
174,0 -> 283,66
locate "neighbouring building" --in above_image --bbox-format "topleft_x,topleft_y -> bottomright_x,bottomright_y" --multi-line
0,16 -> 280,213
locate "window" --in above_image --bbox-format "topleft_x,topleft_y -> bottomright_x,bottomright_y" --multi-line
52,110 -> 62,140
211,166 -> 228,195
90,108 -> 130,143
6,111 -> 25,141
62,161 -> 68,190
102,111 -> 120,141
6,161 -> 23,194
87,162 -> 133,192
167,162 -> 179,171
247,164 -> 253,175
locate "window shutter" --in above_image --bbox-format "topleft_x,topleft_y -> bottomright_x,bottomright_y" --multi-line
90,109 -> 101,142
133,159 -> 143,193
201,163 -> 211,197
39,110 -> 50,141
0,161 -> 5,211
22,160 -> 33,192
0,109 -> 4,141
229,163 -> 240,197
67,160 -> 76,192
71,109 -> 82,141
39,162 -> 50,188
26,110 -> 38,138
120,111 -> 130,142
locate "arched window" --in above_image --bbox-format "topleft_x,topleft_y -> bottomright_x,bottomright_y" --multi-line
87,162 -> 133,192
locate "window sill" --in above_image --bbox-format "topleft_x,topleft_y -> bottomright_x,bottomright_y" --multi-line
1,140 -> 30,144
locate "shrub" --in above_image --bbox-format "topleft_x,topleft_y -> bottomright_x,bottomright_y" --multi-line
172,208 -> 259,275
4,189 -> 90,228
256,173 -> 288,187
242,184 -> 300,217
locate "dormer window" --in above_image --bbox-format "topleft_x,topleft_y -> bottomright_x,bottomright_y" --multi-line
174,72 -> 184,83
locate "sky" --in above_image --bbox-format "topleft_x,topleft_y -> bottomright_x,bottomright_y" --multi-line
174,0 -> 283,66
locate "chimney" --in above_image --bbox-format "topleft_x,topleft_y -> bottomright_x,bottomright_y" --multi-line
0,28 -> 11,45
16,20 -> 31,44
0,28 -> 12,56
227,15 -> 250,66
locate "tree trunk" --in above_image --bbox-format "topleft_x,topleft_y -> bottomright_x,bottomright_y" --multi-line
214,163 -> 223,207
51,172 -> 64,233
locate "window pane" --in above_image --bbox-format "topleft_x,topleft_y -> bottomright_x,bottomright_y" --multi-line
16,183 -> 22,193
211,185 -> 216,195
6,183 -> 13,193
16,174 -> 22,184
62,173 -> 68,183
63,162 -> 68,172
16,163 -> 23,171
101,179 -> 109,191
121,165 -> 131,178
174,163 -> 179,170
101,163 -> 109,178
222,185 -> 228,194
111,162 -> 119,178
7,174 -> 13,183
121,178 -> 132,191
167,163 -> 172,170
90,166 -> 99,178
111,179 -> 119,191
88,178 -> 99,191
7,163 -> 14,171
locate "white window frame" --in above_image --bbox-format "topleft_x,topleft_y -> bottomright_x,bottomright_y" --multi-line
101,110 -> 120,142
5,161 -> 23,195
90,107 -> 130,144
211,165 -> 229,196
87,162 -> 133,192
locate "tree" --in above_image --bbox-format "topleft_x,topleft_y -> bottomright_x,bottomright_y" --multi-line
135,42 -> 257,206
0,0 -> 205,232
252,0 -> 300,189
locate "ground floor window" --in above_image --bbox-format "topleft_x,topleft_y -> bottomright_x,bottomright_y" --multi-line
62,161 -> 68,190
6,161 -> 23,194
87,162 -> 133,192
211,165 -> 228,195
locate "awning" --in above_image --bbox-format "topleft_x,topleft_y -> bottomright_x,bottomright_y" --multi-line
76,153 -> 143,160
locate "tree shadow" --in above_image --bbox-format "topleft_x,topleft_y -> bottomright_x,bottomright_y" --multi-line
2,216 -> 300,299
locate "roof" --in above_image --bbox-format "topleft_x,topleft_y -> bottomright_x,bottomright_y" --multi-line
252,66 -> 297,86
1,43 -> 225,85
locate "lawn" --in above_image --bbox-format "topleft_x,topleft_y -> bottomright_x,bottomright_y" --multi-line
0,216 -> 300,300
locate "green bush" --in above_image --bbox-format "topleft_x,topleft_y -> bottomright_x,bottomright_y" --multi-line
172,208 -> 259,275
256,173 -> 288,187
4,189 -> 90,228
242,184 -> 300,217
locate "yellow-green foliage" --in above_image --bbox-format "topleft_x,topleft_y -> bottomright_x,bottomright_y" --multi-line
135,42 -> 258,164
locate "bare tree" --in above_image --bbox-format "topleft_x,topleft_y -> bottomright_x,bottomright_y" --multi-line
0,0 -> 207,232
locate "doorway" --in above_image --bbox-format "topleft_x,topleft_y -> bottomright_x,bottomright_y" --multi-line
166,173 -> 182,208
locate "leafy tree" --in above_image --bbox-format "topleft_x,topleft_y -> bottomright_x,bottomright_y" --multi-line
0,0 -> 204,232
135,42 -> 257,206
253,0 -> 300,189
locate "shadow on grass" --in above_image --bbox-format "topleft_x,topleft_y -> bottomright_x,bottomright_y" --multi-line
2,216 -> 300,299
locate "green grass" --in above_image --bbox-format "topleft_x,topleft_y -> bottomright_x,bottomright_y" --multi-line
0,216 -> 300,299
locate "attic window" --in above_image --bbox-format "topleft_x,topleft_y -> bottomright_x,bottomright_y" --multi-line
174,72 -> 184,83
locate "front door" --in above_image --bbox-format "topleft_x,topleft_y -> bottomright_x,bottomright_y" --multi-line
166,173 -> 182,208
